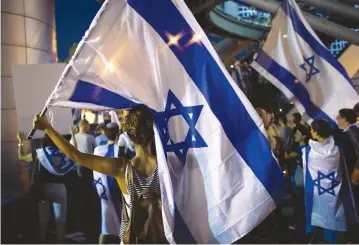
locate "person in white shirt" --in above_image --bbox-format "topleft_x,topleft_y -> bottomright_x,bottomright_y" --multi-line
93,123 -> 123,244
70,119 -> 97,238
70,119 -> 95,154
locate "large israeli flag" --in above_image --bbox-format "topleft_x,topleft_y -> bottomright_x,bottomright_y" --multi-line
44,0 -> 284,243
251,0 -> 359,128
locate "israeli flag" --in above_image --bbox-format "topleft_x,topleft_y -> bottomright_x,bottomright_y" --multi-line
45,0 -> 284,243
71,108 -> 82,125
251,0 -> 359,128
302,138 -> 358,242
93,144 -> 122,236
109,110 -> 120,125
36,146 -> 76,176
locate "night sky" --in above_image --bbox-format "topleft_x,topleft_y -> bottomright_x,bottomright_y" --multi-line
55,0 -> 100,62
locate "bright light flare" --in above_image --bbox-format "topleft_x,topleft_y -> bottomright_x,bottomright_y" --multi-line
108,61 -> 115,73
186,33 -> 202,47
279,108 -> 283,112
165,31 -> 184,48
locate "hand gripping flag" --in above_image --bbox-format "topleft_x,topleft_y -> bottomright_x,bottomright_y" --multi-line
44,0 -> 284,243
251,0 -> 359,128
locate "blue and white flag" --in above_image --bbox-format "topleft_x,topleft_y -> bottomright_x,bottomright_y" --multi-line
71,108 -> 82,125
109,110 -> 120,125
231,61 -> 246,93
93,143 -> 122,236
44,0 -> 284,243
251,0 -> 359,128
36,146 -> 76,176
302,138 -> 358,242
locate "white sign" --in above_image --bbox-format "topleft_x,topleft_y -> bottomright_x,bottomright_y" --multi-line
12,64 -> 73,139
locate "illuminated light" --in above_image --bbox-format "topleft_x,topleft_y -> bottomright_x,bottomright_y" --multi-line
108,61 -> 115,73
165,31 -> 184,48
283,34 -> 288,39
186,33 -> 202,47
191,33 -> 201,43
230,65 -> 234,68
279,108 -> 283,112
283,170 -> 287,174
290,101 -> 294,105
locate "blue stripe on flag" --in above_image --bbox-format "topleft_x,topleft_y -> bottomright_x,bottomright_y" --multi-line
127,0 -> 284,240
255,50 -> 336,128
69,80 -> 140,109
128,0 -> 283,203
281,0 -> 353,88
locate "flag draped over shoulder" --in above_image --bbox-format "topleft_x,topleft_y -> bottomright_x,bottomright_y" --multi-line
45,0 -> 284,243
93,143 -> 122,236
302,138 -> 358,242
36,146 -> 76,176
251,0 -> 359,128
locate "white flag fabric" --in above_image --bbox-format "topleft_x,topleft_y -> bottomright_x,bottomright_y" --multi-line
302,138 -> 358,241
45,0 -> 284,243
93,143 -> 122,236
251,0 -> 359,128
36,146 -> 76,176
109,110 -> 120,125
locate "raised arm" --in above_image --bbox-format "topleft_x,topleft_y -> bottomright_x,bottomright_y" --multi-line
33,114 -> 127,177
17,133 -> 33,163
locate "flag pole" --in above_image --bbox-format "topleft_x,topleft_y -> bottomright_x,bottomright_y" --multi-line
26,1 -> 110,140
27,106 -> 48,139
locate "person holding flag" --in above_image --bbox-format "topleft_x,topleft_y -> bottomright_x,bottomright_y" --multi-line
27,0 -> 284,243
32,106 -> 166,243
17,133 -> 76,243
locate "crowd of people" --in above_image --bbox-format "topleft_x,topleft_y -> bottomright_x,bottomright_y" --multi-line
15,104 -> 359,244
256,105 -> 359,243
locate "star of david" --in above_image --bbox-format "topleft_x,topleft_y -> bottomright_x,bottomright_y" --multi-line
93,177 -> 108,200
300,55 -> 320,83
45,147 -> 71,168
156,90 -> 207,163
313,171 -> 341,196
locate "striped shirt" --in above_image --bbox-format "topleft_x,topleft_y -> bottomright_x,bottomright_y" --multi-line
119,164 -> 160,239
